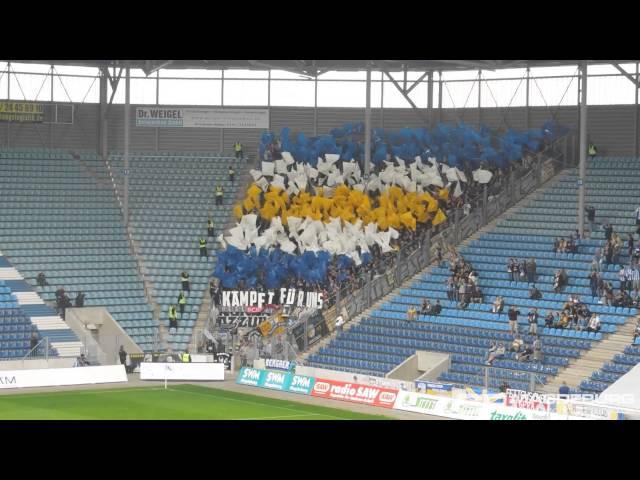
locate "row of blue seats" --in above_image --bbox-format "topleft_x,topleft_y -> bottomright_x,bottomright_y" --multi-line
342,329 -> 580,359
362,317 -> 592,350
340,332 -> 565,371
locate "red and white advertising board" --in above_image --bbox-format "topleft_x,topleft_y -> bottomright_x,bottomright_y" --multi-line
311,378 -> 398,408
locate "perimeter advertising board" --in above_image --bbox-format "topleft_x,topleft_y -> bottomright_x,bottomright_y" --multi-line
236,367 -> 314,395
310,378 -> 398,408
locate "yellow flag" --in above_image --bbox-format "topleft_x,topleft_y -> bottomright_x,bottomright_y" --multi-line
433,208 -> 447,226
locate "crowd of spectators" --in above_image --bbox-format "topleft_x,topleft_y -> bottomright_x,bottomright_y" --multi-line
444,249 -> 483,309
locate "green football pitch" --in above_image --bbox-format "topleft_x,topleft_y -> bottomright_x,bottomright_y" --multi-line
0,384 -> 390,420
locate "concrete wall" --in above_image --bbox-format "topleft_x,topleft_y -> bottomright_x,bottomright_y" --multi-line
386,350 -> 451,382
65,307 -> 143,365
0,358 -> 75,371
2,104 -> 638,157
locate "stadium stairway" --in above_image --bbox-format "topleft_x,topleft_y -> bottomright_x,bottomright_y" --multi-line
306,157 -> 640,392
0,251 -> 81,359
0,148 -> 158,351
189,165 -> 255,352
109,152 -> 244,352
539,316 -> 637,394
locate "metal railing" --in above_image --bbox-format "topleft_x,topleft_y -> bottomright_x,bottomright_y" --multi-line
21,337 -> 50,363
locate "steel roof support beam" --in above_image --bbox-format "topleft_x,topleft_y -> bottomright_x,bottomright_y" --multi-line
611,63 -> 640,88
381,69 -> 429,124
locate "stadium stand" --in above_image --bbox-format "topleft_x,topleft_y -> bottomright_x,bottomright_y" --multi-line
306,156 -> 640,392
109,152 -> 244,351
0,250 -> 81,359
0,148 -> 157,350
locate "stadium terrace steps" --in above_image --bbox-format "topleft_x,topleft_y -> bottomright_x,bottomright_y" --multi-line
306,157 -> 640,392
0,149 -> 158,351
0,252 -> 80,359
109,152 -> 244,352
540,316 -> 639,394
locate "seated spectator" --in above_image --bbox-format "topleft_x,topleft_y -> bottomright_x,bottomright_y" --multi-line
75,291 -> 85,308
555,311 -> 570,329
492,296 -> 505,314
432,300 -> 442,315
516,344 -> 534,362
406,307 -> 417,322
553,238 -> 560,253
36,272 -> 48,287
468,271 -> 478,285
529,284 -> 542,300
544,311 -> 555,328
335,315 -> 345,332
559,382 -> 570,399
470,285 -> 483,303
533,336 -> 543,363
486,342 -> 506,366
420,299 -> 432,319
586,314 -> 601,333
74,353 -> 90,367
510,335 -> 524,353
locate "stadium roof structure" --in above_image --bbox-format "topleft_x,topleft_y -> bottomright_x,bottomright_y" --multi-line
12,60 -> 636,77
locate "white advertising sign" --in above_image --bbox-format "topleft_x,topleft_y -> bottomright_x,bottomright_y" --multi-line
393,391 -> 587,420
0,365 -> 128,390
136,107 -> 269,129
139,362 -> 225,381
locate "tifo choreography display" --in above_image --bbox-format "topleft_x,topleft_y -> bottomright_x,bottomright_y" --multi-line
1,59 -> 639,422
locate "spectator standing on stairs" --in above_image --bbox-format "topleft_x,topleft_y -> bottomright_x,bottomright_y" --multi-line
603,222 -> 613,242
229,165 -> 235,183
586,206 -> 596,236
589,271 -> 600,299
199,237 -> 208,259
207,217 -> 215,238
119,345 -> 128,372
635,205 -> 640,235
215,185 -> 224,206
527,258 -> 537,283
178,291 -> 187,316
30,330 -> 39,351
508,306 -> 520,335
527,308 -> 539,335
168,304 -> 178,333
559,381 -> 570,399
234,141 -> 244,160
181,271 -> 190,293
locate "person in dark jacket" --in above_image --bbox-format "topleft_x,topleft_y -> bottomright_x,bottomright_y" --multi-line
586,206 -> 596,235
119,345 -> 129,373
527,258 -> 537,283
74,292 -> 85,308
